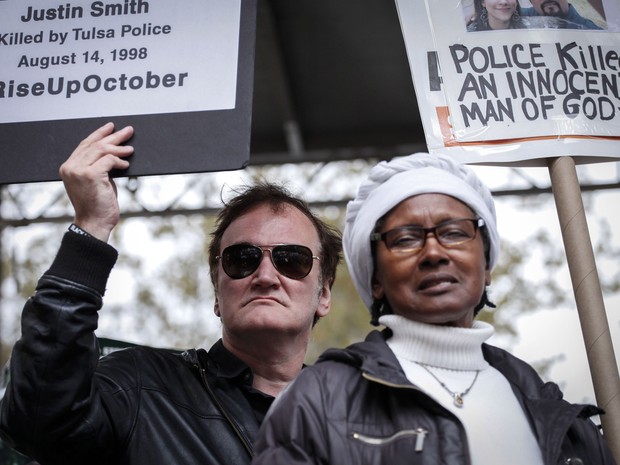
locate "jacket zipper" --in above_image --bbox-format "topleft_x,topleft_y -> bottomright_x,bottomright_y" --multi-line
352,428 -> 428,452
361,372 -> 472,464
195,363 -> 254,458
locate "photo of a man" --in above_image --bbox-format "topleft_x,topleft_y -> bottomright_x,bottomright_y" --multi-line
522,0 -> 604,29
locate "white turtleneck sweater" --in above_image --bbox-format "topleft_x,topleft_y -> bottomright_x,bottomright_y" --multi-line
380,314 -> 544,465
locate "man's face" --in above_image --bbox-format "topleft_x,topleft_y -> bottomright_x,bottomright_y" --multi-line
214,203 -> 330,343
530,0 -> 569,17
372,194 -> 490,328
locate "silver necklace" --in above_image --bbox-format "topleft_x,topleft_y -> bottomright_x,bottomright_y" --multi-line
415,362 -> 479,408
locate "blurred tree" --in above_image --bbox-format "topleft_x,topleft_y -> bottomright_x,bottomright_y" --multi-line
1,166 -> 619,379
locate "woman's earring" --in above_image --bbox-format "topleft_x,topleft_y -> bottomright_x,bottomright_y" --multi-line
481,6 -> 489,27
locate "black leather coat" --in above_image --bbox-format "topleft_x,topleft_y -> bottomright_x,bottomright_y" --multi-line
253,330 -> 616,465
0,233 -> 266,465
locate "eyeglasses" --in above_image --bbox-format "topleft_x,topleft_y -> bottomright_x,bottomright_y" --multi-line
370,218 -> 485,253
216,243 -> 320,280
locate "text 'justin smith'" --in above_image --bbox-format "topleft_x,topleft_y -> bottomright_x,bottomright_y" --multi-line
21,1 -> 149,22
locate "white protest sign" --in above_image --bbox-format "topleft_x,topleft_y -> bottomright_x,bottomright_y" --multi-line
395,0 -> 620,165
0,0 -> 241,123
0,0 -> 256,184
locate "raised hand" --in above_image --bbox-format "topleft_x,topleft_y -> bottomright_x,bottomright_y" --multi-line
59,122 -> 134,242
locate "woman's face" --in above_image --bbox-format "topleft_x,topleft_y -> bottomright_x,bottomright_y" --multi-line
482,0 -> 517,29
372,194 -> 491,328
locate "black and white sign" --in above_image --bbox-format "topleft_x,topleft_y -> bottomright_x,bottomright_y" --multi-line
395,0 -> 620,165
0,0 -> 257,183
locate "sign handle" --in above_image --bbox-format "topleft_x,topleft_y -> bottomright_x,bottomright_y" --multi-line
547,156 -> 620,462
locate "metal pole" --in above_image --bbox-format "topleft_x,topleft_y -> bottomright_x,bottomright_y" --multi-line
547,156 -> 620,462
0,188 -> 3,365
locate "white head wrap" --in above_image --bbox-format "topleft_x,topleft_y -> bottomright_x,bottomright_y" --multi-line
343,153 -> 500,310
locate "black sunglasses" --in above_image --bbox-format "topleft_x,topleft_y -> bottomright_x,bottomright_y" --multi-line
216,243 -> 320,280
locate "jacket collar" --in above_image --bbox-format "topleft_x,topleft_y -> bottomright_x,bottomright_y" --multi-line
207,339 -> 254,384
319,329 -> 412,387
183,339 -> 254,386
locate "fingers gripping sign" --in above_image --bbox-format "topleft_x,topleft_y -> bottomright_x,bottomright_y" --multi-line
59,122 -> 134,242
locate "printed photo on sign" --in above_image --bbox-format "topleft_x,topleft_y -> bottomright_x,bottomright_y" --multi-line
463,0 -> 606,32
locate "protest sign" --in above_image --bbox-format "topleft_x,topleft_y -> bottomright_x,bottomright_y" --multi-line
0,0 -> 256,183
395,0 -> 620,165
395,2 -> 620,459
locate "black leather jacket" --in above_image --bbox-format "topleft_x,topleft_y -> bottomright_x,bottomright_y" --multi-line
254,330 -> 616,465
0,232 -> 270,465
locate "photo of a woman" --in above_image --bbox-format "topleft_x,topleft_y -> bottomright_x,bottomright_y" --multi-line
467,0 -> 526,30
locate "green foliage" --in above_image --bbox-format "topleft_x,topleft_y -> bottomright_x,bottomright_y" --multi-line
306,261 -> 372,363
102,215 -> 220,350
1,179 -> 618,383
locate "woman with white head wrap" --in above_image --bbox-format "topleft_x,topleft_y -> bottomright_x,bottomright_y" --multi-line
253,153 -> 614,465
343,152 -> 500,324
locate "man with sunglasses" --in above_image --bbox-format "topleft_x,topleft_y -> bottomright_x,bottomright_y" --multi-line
0,123 -> 342,465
